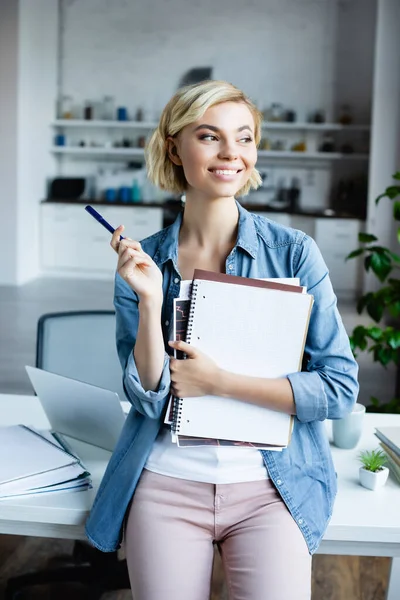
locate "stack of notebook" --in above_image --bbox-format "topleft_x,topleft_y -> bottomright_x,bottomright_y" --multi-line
375,426 -> 400,484
165,269 -> 314,449
0,425 -> 91,499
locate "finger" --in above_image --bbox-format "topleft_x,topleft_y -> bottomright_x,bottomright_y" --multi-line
118,248 -> 152,270
169,358 -> 179,372
170,385 -> 182,398
168,340 -> 197,357
118,239 -> 143,255
110,225 -> 125,252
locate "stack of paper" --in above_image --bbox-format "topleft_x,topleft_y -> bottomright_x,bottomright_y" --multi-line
375,426 -> 400,484
0,425 -> 91,499
165,270 -> 313,449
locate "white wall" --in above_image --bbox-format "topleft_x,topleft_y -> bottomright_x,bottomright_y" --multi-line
60,0 -> 375,124
334,0 -> 376,123
0,0 -> 381,284
0,0 -> 19,283
57,0 -> 376,211
365,0 -> 400,292
0,0 -> 58,285
17,0 -> 58,283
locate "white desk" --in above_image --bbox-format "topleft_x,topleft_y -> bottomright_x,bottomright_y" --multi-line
0,394 -> 399,599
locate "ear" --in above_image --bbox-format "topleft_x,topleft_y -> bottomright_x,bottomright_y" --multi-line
166,137 -> 182,166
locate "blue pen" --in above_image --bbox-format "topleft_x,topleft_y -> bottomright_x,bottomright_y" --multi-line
84,205 -> 125,240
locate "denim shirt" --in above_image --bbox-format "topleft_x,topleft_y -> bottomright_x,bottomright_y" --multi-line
85,201 -> 359,555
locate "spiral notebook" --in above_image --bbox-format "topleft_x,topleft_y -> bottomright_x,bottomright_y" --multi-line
170,270 -> 313,447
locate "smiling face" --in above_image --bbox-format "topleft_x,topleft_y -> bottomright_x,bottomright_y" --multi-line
169,101 -> 258,200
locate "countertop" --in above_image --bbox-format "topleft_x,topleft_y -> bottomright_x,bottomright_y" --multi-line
41,199 -> 365,220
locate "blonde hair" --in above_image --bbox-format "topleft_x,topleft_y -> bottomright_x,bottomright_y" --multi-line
146,80 -> 262,197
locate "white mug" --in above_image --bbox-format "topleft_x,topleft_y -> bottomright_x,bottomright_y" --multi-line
332,403 -> 366,449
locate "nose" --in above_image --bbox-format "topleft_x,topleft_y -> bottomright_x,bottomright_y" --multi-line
218,139 -> 238,161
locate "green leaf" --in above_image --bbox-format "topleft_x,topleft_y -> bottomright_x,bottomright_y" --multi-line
358,449 -> 387,472
388,302 -> 400,318
357,292 -> 374,314
367,298 -> 384,322
394,201 -> 400,220
364,254 -> 372,271
370,252 -> 392,282
367,245 -> 391,255
388,251 -> 400,263
367,326 -> 383,341
393,172 -> 400,181
374,346 -> 392,366
387,331 -> 400,349
346,248 -> 364,260
358,232 -> 378,243
370,396 -> 380,407
387,186 -> 400,200
350,326 -> 368,351
376,192 -> 386,205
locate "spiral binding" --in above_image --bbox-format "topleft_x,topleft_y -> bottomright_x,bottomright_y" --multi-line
171,396 -> 183,434
185,280 -> 199,344
171,281 -> 200,434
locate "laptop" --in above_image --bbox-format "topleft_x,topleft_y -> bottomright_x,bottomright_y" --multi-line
25,366 -> 127,452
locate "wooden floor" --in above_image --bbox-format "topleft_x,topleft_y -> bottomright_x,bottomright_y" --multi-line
0,533 -> 391,599
0,276 -> 395,599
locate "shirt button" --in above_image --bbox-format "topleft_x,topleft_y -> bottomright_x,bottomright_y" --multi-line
298,518 -> 303,525
165,320 -> 169,326
276,479 -> 282,485
228,265 -> 233,271
174,277 -> 180,284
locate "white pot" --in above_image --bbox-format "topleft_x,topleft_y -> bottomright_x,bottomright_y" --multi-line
359,466 -> 389,490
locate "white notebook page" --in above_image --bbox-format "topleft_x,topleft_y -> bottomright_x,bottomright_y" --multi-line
176,280 -> 313,445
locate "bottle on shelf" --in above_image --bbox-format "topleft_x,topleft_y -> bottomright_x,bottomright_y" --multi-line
288,177 -> 301,212
102,96 -> 115,120
59,95 -> 73,119
338,104 -> 353,125
131,179 -> 141,202
84,101 -> 93,120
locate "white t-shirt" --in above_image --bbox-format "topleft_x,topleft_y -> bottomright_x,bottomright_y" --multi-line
144,426 -> 269,484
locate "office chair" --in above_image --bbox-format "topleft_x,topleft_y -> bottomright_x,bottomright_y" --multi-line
5,311 -> 131,600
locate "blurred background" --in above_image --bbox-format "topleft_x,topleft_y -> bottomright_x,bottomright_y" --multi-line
0,0 -> 399,404
0,0 -> 399,596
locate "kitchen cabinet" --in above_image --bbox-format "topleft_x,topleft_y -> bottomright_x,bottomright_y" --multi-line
313,218 -> 361,296
40,204 -> 163,276
256,212 -> 362,298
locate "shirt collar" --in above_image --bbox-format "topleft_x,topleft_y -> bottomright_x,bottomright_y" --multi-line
154,199 -> 258,268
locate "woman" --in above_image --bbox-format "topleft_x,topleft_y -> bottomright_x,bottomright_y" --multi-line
85,80 -> 359,600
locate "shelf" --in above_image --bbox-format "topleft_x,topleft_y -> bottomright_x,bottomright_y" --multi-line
257,150 -> 369,160
52,146 -> 146,156
51,146 -> 369,161
261,122 -> 370,132
51,119 -> 370,132
52,120 -> 157,129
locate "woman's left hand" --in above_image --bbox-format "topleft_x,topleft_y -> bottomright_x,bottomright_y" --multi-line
168,340 -> 221,398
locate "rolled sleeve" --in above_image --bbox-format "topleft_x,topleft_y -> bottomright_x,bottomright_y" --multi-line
287,370 -> 328,422
114,273 -> 170,420
124,350 -> 171,419
290,235 -> 359,423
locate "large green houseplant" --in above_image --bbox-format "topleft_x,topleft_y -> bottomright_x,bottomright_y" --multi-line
347,171 -> 400,413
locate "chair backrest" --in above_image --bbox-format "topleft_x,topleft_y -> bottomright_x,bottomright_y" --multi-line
36,310 -> 127,401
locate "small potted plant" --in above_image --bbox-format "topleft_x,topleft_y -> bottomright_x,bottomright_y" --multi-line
358,448 -> 389,490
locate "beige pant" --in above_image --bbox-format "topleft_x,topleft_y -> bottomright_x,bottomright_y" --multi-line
125,469 -> 311,600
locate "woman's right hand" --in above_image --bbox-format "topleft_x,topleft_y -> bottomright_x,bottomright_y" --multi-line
110,225 -> 163,303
